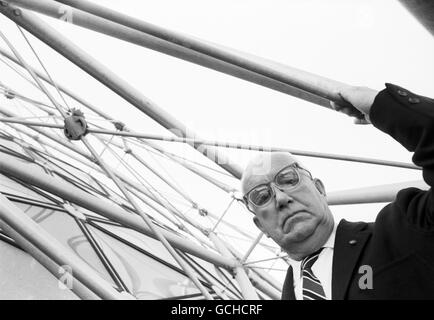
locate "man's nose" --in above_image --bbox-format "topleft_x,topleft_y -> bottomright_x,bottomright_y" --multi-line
273,185 -> 293,209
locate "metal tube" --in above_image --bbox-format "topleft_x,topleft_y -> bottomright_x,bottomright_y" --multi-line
327,180 -> 430,205
0,3 -> 243,178
0,151 -> 237,269
208,231 -> 259,300
0,221 -> 100,300
0,193 -> 126,299
51,0 -> 344,107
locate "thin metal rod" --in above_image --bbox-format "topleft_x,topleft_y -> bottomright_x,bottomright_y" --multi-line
248,266 -> 287,272
243,254 -> 289,266
0,117 -> 418,171
240,232 -> 264,263
0,3 -> 242,178
0,193 -> 127,299
211,197 -> 235,232
88,128 -> 420,170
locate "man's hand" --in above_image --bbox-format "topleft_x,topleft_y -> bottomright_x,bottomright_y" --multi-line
330,86 -> 379,124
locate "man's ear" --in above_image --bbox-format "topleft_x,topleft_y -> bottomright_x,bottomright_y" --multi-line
313,178 -> 326,196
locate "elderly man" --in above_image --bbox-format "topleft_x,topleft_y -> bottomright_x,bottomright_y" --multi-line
241,83 -> 434,299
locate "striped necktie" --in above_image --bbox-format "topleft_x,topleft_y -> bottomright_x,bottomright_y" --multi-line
301,248 -> 326,300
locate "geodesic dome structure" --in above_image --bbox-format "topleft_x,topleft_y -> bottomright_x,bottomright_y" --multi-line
0,0 -> 431,300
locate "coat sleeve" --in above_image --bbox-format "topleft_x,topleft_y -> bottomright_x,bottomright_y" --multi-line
369,83 -> 434,226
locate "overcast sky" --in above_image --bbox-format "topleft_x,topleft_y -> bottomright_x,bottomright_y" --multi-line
1,0 -> 434,281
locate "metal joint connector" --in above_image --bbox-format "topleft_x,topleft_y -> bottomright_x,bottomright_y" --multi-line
113,121 -> 125,131
64,109 -> 88,140
63,203 -> 86,221
198,208 -> 208,216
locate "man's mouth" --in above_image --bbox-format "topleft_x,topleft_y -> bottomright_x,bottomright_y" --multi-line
282,211 -> 303,232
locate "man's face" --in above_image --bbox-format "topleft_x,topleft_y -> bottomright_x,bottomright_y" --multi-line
241,153 -> 334,260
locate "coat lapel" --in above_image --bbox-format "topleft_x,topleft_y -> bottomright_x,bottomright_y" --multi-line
332,219 -> 372,300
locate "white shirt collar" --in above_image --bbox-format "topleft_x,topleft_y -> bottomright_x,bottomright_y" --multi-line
322,220 -> 338,249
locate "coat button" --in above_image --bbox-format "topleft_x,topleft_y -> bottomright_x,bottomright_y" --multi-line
349,240 -> 357,246
397,89 -> 408,97
408,97 -> 420,104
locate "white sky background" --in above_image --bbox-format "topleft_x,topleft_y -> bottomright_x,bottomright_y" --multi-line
1,0 -> 434,283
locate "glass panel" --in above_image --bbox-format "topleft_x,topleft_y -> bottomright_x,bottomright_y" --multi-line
91,222 -> 178,266
91,222 -> 242,298
88,225 -> 204,299
0,240 -> 79,300
11,201 -> 117,287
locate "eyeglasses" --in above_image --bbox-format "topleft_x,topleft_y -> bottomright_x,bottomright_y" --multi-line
243,163 -> 311,212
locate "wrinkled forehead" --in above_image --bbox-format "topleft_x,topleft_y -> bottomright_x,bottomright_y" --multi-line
241,152 -> 297,194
